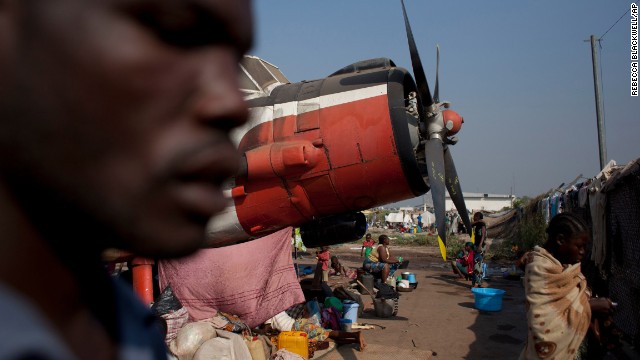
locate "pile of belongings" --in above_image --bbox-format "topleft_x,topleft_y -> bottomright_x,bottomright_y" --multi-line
152,286 -> 276,360
152,286 -> 339,359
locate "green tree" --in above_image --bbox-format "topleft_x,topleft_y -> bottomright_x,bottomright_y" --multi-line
512,196 -> 531,208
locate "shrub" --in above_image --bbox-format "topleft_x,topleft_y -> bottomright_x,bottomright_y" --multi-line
445,235 -> 466,260
515,212 -> 546,251
489,211 -> 547,262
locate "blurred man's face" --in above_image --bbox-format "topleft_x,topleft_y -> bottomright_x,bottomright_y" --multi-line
0,0 -> 253,257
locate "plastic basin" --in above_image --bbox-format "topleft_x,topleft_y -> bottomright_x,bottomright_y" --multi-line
471,288 -> 506,312
342,300 -> 359,324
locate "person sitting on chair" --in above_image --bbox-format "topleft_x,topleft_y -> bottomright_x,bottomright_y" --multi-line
363,235 -> 402,281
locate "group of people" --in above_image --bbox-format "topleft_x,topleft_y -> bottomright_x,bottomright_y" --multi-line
313,232 -> 404,286
451,242 -> 484,287
447,210 -> 617,358
311,246 -> 356,288
363,210 -> 619,358
450,212 -> 487,287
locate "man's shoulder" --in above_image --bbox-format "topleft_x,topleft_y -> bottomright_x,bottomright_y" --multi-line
111,279 -> 167,360
0,283 -> 77,360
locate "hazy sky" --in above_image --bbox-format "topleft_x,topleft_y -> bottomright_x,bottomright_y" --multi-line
251,1 -> 639,203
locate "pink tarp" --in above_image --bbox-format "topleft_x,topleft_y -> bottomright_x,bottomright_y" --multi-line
158,227 -> 304,327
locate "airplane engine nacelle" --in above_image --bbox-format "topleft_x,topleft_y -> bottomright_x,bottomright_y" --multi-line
205,58 -> 429,247
299,212 -> 367,248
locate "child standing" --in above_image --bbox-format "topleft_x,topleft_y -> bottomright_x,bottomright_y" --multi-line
360,233 -> 375,258
472,212 -> 487,254
316,246 -> 331,282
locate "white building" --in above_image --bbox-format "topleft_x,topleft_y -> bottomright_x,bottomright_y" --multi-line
445,192 -> 515,212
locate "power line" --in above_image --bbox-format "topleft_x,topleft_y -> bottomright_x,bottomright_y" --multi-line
584,5 -> 630,168
600,7 -> 631,39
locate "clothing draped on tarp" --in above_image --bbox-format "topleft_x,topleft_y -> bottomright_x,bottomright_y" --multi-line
158,226 -> 304,328
588,160 -> 617,271
534,160 -> 620,272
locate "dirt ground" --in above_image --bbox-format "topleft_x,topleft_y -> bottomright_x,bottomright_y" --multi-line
294,233 -> 528,360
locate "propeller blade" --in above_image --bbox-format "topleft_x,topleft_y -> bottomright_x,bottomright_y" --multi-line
425,139 -> 447,260
444,145 -> 472,237
400,0 -> 434,109
434,44 -> 440,103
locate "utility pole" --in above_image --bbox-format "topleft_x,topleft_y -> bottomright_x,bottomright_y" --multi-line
589,35 -> 607,170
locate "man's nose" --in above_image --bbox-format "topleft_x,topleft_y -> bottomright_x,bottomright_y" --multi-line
192,50 -> 248,130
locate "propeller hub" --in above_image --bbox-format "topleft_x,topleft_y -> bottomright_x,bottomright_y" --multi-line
442,109 -> 463,136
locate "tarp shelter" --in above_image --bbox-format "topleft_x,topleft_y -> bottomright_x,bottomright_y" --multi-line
417,211 -> 435,227
158,227 -> 304,327
385,212 -> 413,224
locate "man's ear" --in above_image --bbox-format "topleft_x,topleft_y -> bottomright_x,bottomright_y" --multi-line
555,233 -> 566,246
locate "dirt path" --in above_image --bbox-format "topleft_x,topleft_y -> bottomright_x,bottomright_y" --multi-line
295,238 -> 528,359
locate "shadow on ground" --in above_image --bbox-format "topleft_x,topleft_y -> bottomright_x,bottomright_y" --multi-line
464,272 -> 526,359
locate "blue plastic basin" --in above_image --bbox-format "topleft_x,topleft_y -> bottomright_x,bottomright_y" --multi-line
471,288 -> 506,312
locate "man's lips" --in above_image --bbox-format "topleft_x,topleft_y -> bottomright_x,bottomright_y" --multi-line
172,142 -> 239,218
173,182 -> 228,220
175,142 -> 240,184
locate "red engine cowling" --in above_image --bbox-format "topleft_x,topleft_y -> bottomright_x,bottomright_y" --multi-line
205,58 -> 428,247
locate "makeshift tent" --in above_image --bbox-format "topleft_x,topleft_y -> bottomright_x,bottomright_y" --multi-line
417,211 -> 435,227
158,227 -> 304,327
384,212 -> 413,224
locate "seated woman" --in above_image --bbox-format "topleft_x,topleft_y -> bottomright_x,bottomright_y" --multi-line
363,235 -> 402,281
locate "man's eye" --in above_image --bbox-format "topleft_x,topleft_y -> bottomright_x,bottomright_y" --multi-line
124,2 -> 232,49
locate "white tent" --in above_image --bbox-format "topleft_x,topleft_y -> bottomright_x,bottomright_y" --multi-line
385,212 -> 413,224
417,211 -> 435,227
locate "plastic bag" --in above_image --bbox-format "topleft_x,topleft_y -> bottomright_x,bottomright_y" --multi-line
169,321 -> 217,360
375,282 -> 399,299
151,286 -> 183,316
306,299 -> 321,324
162,307 -> 189,345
